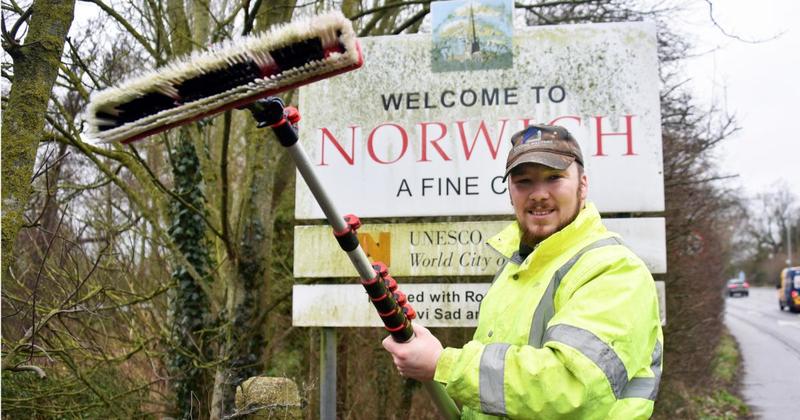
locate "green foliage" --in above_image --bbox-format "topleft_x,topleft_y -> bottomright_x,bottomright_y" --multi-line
654,330 -> 751,419
168,135 -> 214,419
698,331 -> 750,419
711,333 -> 739,383
694,390 -> 751,420
1,366 -> 148,419
264,347 -> 303,378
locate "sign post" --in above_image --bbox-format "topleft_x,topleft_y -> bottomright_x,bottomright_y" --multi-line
320,328 -> 336,420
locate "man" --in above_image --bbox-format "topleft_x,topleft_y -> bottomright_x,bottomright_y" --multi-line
383,124 -> 663,419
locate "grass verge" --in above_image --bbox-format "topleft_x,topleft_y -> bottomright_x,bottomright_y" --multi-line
654,329 -> 751,419
696,331 -> 751,419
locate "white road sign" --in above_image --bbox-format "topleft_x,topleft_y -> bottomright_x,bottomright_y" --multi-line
296,21 -> 663,218
293,218 -> 666,277
293,282 -> 666,327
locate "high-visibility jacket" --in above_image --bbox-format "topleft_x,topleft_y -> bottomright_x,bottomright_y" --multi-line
434,203 -> 663,419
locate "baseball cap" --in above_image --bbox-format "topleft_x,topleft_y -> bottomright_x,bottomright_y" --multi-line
504,124 -> 583,179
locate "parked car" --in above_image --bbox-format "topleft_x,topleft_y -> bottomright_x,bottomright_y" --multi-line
778,266 -> 800,312
726,278 -> 749,297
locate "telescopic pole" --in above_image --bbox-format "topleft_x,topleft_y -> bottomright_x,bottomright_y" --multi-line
245,97 -> 460,420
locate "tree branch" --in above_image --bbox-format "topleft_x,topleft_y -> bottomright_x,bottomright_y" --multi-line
126,144 -> 226,241
514,0 -> 602,11
349,0 -> 431,21
392,5 -> 429,35
6,4 -> 32,45
83,0 -> 161,64
7,364 -> 47,379
703,0 -> 784,44
220,110 -> 234,258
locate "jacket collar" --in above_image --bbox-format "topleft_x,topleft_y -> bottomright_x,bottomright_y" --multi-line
487,202 -> 607,265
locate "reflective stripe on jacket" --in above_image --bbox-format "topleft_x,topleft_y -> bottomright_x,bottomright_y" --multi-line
434,203 -> 663,419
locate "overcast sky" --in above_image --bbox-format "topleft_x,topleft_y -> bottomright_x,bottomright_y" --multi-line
678,0 -> 800,200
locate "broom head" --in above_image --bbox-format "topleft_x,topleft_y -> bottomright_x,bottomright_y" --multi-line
87,11 -> 362,144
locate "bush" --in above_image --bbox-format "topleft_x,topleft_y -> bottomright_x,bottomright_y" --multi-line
1,364 -> 149,419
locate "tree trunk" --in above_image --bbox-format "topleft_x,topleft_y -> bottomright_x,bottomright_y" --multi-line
209,2 -> 297,417
168,130 -> 214,419
210,130 -> 274,417
1,0 -> 76,277
164,1 -> 215,418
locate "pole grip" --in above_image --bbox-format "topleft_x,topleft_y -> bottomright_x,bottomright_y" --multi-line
361,263 -> 414,341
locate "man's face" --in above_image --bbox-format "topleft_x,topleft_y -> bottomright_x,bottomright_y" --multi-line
508,162 -> 588,246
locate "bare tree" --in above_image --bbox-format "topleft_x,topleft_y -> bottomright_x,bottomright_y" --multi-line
737,185 -> 800,285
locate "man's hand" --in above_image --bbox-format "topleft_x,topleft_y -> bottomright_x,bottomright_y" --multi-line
382,323 -> 443,382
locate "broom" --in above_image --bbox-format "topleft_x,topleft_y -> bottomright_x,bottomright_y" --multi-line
86,11 -> 460,419
87,11 -> 363,144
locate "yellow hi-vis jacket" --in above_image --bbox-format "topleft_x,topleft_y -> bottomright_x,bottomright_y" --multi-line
434,203 -> 663,419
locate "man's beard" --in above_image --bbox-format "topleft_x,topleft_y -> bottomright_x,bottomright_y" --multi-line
521,189 -> 583,246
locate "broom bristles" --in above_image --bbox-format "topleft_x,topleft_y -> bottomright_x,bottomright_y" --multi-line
87,11 -> 361,143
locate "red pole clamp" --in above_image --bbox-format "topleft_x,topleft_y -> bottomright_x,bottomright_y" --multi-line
378,307 -> 399,317
334,214 -> 362,237
360,263 -> 390,287
372,262 -> 388,278
402,304 -> 417,320
370,292 -> 388,303
385,320 -> 410,333
268,106 -> 301,129
393,290 -> 407,306
361,273 -> 381,286
383,275 -> 398,292
344,214 -> 361,232
285,106 -> 301,124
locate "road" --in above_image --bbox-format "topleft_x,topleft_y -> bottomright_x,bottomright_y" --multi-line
724,286 -> 800,419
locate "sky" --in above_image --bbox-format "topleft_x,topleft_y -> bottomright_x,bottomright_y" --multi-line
676,1 -> 800,200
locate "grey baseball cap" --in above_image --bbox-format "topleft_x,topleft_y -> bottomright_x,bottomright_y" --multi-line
504,124 -> 584,178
